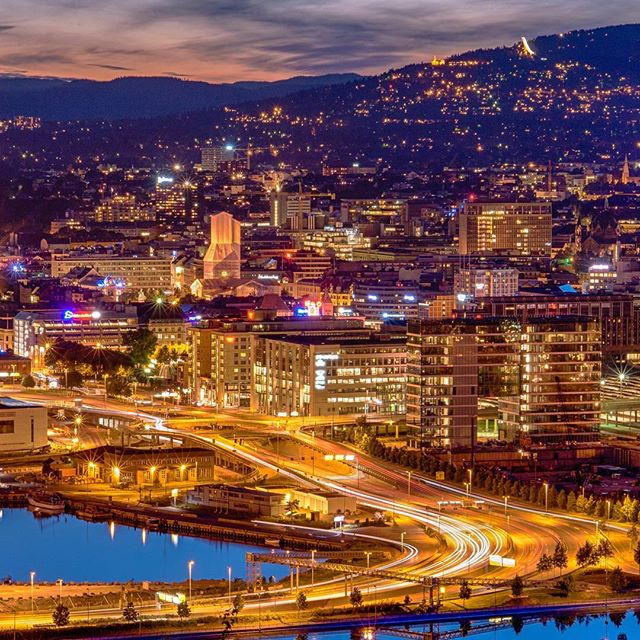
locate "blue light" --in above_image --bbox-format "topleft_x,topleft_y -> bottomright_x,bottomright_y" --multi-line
294,307 -> 309,317
63,310 -> 74,320
225,144 -> 234,151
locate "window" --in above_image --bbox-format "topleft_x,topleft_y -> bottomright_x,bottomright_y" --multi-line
0,420 -> 14,434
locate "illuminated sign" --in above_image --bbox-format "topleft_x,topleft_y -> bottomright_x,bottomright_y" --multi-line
156,176 -> 174,185
314,353 -> 339,390
63,310 -> 101,322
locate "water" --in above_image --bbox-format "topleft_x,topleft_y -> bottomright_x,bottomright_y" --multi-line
0,508 -> 289,583
241,613 -> 640,639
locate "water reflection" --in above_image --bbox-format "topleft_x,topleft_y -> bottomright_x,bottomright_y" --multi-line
0,508 -> 288,583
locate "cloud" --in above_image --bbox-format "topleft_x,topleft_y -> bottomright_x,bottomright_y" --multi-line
0,26 -> 15,32
0,0 -> 638,81
89,63 -> 134,71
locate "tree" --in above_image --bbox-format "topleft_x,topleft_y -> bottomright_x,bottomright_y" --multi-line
21,374 -> 35,388
124,328 -> 157,368
64,369 -> 84,388
511,575 -> 524,598
537,554 -> 554,573
556,575 -> 575,597
633,542 -> 640,573
576,540 -> 597,567
349,586 -> 363,609
511,616 -> 524,635
553,541 -> 569,575
458,579 -> 472,606
106,373 -> 132,398
52,602 -> 70,626
608,567 -> 628,593
597,538 -> 614,564
177,601 -> 191,619
296,591 -> 308,610
232,593 -> 244,615
122,599 -> 139,622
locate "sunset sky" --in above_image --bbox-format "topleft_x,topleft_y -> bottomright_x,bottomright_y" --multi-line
0,0 -> 636,83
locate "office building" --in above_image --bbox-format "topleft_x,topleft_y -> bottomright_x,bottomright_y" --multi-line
254,334 -> 406,417
203,212 -> 241,280
407,317 -> 601,450
190,317 -> 369,409
270,190 -> 312,229
201,145 -> 235,172
51,254 -> 174,293
459,202 -> 552,256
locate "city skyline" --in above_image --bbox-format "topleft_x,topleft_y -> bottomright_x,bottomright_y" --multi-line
0,0 -> 637,82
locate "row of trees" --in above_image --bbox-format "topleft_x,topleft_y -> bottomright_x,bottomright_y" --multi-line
360,432 -> 640,523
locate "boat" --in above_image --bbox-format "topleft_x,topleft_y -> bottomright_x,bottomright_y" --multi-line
27,492 -> 65,514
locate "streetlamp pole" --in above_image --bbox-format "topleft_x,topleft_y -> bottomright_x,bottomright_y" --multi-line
311,551 -> 316,587
227,566 -> 232,608
401,531 -> 406,551
188,560 -> 195,602
544,482 -> 549,512
30,572 -> 35,612
504,495 -> 509,516
365,552 -> 371,569
57,579 -> 63,600
407,471 -> 411,497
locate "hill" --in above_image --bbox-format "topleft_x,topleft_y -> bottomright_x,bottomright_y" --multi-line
0,73 -> 360,120
3,24 -> 640,167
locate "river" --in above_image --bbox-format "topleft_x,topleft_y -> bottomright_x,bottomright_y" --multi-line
0,508 -> 288,583
256,612 -> 640,639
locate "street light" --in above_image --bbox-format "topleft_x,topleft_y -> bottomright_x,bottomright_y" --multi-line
311,550 -> 316,586
464,482 -> 470,496
407,471 -> 411,497
504,495 -> 509,516
401,531 -> 406,551
365,552 -> 371,569
30,571 -> 35,612
543,482 -> 549,512
56,579 -> 63,600
188,560 -> 195,601
467,468 -> 473,488
607,499 -> 612,520
227,566 -> 232,608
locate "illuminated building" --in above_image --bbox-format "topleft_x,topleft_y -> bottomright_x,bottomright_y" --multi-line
459,202 -> 552,256
154,176 -> 196,224
470,293 -> 638,356
93,194 -> 155,223
270,191 -> 312,229
51,254 -> 174,293
203,212 -> 241,280
352,282 -> 420,322
298,227 -> 371,261
201,145 -> 235,172
254,334 -> 406,417
340,199 -> 408,225
454,267 -> 519,300
13,308 -> 138,367
190,317 -> 368,409
407,317 -> 601,450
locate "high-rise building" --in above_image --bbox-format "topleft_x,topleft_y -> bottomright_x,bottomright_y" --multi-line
201,145 -> 235,172
203,212 -> 241,280
406,317 -> 601,450
270,191 -> 312,229
459,202 -> 552,256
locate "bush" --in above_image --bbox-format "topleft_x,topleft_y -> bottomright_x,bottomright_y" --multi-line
52,602 -> 70,627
